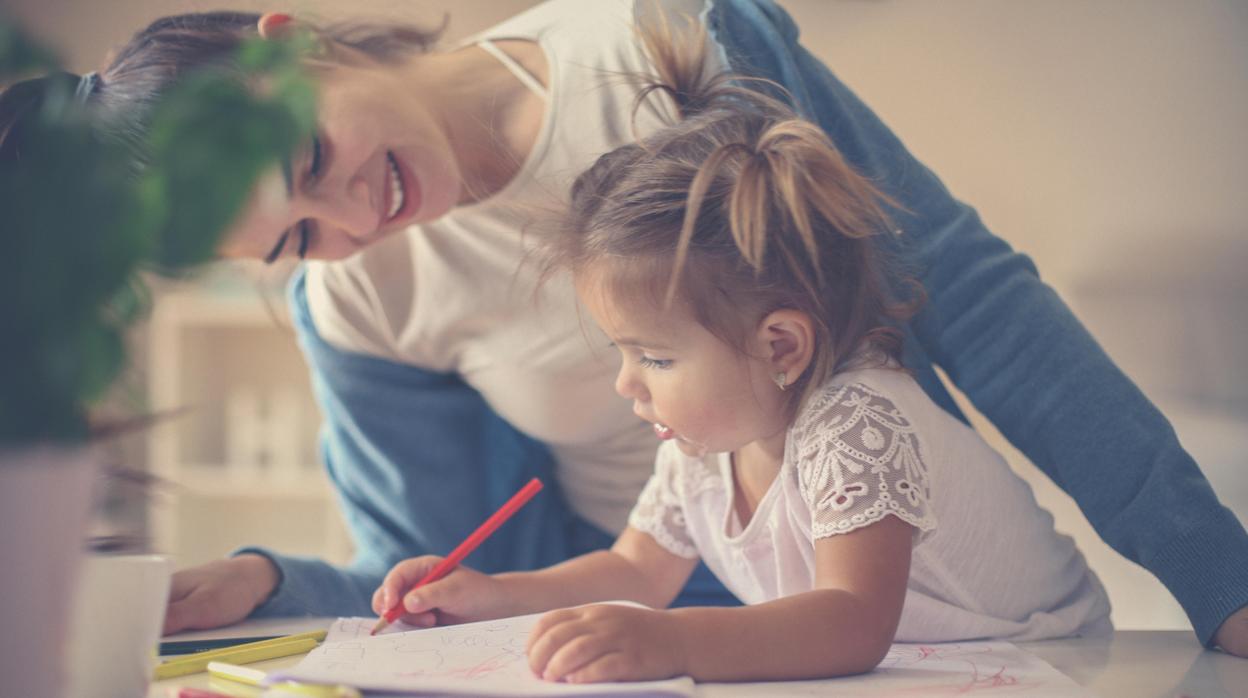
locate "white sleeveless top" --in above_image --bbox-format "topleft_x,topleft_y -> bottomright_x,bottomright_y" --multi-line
629,367 -> 1113,642
304,0 -> 722,534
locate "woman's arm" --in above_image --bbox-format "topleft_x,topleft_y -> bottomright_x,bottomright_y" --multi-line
528,516 -> 913,683
709,0 -> 1248,647
241,269 -> 574,618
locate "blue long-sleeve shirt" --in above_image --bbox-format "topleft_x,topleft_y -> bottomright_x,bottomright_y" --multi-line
240,0 -> 1248,646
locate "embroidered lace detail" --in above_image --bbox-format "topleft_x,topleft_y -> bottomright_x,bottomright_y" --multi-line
790,381 -> 936,539
627,442 -> 703,559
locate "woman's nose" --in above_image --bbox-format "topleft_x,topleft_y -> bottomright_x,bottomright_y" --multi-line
302,175 -> 379,241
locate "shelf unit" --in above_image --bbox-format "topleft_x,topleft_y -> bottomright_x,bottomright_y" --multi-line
146,279 -> 352,569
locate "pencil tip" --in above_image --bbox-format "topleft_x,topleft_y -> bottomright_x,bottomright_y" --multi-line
370,617 -> 388,636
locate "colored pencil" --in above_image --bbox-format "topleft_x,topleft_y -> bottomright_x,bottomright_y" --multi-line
154,634 -> 322,679
160,634 -> 284,656
370,477 -> 543,635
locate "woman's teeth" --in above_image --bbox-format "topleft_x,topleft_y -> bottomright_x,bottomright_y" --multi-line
386,153 -> 405,220
653,423 -> 675,440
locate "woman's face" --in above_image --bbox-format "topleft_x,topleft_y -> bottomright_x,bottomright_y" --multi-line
218,55 -> 463,261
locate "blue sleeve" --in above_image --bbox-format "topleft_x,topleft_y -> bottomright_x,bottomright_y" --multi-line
238,268 -> 575,618
709,0 -> 1248,645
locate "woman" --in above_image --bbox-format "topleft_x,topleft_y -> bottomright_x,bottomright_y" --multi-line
6,0 -> 1244,655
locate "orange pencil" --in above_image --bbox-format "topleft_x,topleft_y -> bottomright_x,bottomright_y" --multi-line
371,477 -> 544,635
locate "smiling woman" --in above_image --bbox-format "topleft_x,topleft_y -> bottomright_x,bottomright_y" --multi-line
8,0 -> 1246,661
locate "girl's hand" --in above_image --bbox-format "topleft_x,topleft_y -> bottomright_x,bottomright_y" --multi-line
371,555 -> 510,627
526,604 -> 687,683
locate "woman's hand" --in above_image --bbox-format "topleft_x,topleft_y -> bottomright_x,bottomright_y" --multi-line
371,555 -> 511,627
526,604 -> 686,683
1214,605 -> 1248,658
162,554 -> 279,635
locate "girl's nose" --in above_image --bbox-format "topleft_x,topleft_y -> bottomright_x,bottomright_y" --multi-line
614,365 -> 648,402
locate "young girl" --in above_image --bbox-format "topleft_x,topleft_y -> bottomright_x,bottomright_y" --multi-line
371,29 -> 1112,685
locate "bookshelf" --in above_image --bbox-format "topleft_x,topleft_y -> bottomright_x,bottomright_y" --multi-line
146,274 -> 352,569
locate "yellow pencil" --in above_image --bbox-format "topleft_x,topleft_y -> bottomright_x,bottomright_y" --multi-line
154,635 -> 321,680
208,661 -> 362,698
161,630 -> 327,661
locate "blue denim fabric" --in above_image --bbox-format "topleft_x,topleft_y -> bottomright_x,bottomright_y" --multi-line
239,270 -> 740,616
242,0 -> 1247,644
708,0 -> 1248,645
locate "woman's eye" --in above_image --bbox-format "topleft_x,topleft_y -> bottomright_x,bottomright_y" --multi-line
309,134 -> 324,178
638,356 -> 673,370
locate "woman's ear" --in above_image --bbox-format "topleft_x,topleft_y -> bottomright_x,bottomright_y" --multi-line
755,309 -> 815,389
257,13 -> 297,40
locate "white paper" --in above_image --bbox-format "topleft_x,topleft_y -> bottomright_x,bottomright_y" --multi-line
273,613 -> 1089,697
698,641 -> 1094,697
270,611 -> 695,697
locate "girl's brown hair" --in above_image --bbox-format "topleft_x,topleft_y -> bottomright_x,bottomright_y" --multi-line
546,16 -> 918,413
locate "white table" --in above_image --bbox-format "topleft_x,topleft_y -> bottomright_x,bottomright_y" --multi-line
151,620 -> 1248,697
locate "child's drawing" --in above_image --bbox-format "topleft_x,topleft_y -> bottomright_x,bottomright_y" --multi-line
271,611 -> 696,697
272,615 -> 1089,697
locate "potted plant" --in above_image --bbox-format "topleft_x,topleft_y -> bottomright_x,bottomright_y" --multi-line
0,17 -> 315,697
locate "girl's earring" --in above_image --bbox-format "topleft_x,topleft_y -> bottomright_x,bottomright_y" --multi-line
773,372 -> 787,391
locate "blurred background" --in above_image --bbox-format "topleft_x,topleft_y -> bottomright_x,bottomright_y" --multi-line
4,0 -> 1244,632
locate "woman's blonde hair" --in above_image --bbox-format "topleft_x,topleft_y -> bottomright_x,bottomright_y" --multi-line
544,14 -> 919,413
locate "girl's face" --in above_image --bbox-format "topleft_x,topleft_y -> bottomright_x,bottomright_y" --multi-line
218,56 -> 463,261
578,276 -> 791,458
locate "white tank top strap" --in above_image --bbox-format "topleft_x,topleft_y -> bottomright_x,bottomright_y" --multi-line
477,39 -> 549,103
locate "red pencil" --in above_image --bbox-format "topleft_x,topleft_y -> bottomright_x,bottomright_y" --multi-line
370,477 -> 544,635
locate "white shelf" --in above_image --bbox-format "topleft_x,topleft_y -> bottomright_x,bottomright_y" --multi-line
146,279 -> 352,569
173,464 -> 333,501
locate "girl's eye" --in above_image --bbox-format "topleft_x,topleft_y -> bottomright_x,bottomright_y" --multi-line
638,356 -> 673,370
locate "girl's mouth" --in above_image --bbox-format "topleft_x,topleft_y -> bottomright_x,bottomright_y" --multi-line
653,422 -> 675,440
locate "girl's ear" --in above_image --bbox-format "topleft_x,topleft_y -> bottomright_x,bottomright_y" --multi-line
755,309 -> 815,388
257,13 -> 297,40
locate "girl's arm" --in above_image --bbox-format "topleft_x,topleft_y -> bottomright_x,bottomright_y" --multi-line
670,516 -> 911,681
384,528 -> 699,625
499,528 -> 701,612
528,516 -> 913,683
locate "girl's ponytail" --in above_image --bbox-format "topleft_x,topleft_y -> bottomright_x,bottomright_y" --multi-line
555,8 -> 918,411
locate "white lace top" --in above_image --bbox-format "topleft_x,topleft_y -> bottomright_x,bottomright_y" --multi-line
629,367 -> 1113,642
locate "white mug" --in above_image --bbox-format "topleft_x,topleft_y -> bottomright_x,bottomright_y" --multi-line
64,553 -> 172,698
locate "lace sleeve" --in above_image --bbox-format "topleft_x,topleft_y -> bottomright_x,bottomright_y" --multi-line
791,382 -> 937,540
626,443 -> 700,559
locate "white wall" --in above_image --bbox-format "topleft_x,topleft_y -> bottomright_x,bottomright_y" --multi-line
783,0 -> 1248,631
7,0 -> 1245,630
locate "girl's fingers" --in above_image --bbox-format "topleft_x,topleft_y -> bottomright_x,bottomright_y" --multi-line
379,556 -> 442,612
564,652 -> 630,684
541,632 -> 605,682
527,608 -> 576,653
527,613 -> 586,676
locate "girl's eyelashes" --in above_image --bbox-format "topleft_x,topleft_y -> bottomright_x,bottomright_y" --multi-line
639,356 -> 673,370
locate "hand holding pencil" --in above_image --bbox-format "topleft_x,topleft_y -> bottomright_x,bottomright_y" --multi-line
370,477 -> 543,634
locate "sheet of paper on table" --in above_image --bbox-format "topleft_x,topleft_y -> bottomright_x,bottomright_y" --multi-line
270,606 -> 1091,697
270,607 -> 695,697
